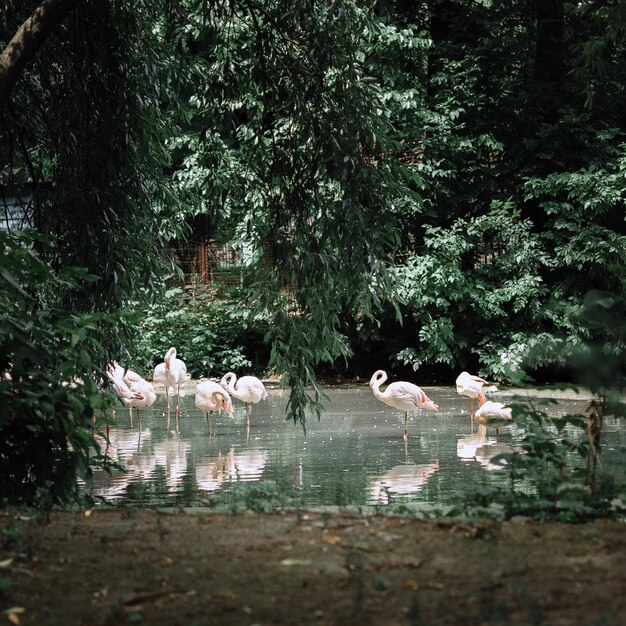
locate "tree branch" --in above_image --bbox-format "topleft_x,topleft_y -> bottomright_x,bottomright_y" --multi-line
0,0 -> 81,108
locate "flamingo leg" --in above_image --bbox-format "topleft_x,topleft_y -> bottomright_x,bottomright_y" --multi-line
176,384 -> 180,416
245,403 -> 250,428
403,411 -> 409,441
165,387 -> 170,414
205,412 -> 212,437
137,408 -> 142,432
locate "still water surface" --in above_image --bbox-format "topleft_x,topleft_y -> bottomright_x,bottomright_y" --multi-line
87,385 -> 625,510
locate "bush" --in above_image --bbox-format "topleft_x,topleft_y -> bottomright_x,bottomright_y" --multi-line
0,231 -> 116,507
132,285 -> 270,379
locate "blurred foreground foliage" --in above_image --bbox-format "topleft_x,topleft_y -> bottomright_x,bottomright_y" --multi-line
455,291 -> 626,522
0,231 -> 118,506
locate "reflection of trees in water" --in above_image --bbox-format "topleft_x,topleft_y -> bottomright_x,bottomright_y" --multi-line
196,448 -> 268,493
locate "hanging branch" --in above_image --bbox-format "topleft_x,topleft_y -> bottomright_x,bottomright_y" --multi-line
0,0 -> 81,108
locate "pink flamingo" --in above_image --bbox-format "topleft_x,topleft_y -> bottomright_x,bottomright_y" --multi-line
474,401 -> 512,437
153,347 -> 188,416
195,380 -> 234,436
456,371 -> 496,417
220,372 -> 268,427
369,370 -> 439,440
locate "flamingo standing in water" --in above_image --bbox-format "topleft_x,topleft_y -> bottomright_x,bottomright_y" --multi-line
455,371 -> 496,417
195,380 -> 234,436
474,400 -> 512,437
369,370 -> 439,440
106,368 -> 155,431
220,372 -> 268,427
153,347 -> 188,416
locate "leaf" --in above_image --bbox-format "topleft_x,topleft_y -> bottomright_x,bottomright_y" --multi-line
0,268 -> 29,297
322,532 -> 342,546
280,558 -> 312,566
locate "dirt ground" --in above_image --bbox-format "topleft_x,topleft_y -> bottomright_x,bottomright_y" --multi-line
1,509 -> 625,626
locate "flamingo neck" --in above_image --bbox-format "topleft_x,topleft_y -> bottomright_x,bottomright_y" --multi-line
225,373 -> 237,392
370,370 -> 387,399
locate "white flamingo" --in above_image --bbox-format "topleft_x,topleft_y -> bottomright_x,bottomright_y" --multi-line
219,372 -> 268,427
127,377 -> 157,427
369,370 -> 439,440
153,347 -> 188,416
474,400 -> 512,436
455,371 -> 496,417
106,369 -> 155,431
195,380 -> 234,436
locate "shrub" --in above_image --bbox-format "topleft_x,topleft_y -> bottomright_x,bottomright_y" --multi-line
0,231 -> 116,507
132,285 -> 270,379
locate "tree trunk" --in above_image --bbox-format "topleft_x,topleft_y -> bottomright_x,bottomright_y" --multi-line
0,0 -> 81,108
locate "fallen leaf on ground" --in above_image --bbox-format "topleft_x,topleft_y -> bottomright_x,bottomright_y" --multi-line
322,532 -> 342,546
281,558 -> 312,566
5,608 -> 25,625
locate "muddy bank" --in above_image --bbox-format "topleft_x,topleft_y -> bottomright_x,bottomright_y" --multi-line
1,509 -> 624,625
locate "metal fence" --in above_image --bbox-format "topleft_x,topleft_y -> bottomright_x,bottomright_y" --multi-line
171,240 -> 244,287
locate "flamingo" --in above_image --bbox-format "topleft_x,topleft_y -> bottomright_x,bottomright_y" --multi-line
474,400 -> 512,437
153,347 -> 188,416
455,371 -> 496,417
106,369 -> 155,431
195,380 -> 234,436
109,360 -> 145,387
369,370 -> 439,440
219,372 -> 268,427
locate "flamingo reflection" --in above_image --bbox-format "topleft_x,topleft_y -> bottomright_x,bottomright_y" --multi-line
474,442 -> 513,471
370,460 -> 440,504
456,424 -> 496,461
154,439 -> 192,492
196,448 -> 268,493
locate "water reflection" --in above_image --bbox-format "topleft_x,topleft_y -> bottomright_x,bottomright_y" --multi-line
83,385 -> 621,508
154,438 -> 191,492
196,448 -> 268,494
370,460 -> 440,504
474,442 -> 513,471
457,425 -> 495,462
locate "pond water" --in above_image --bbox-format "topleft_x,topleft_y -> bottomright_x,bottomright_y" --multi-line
86,385 -> 626,511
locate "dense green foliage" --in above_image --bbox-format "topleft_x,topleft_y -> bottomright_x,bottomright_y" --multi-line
164,0 -> 408,423
132,285 -> 269,378
337,0 -> 626,382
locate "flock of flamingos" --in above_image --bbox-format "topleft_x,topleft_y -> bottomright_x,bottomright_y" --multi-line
106,347 -> 514,439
